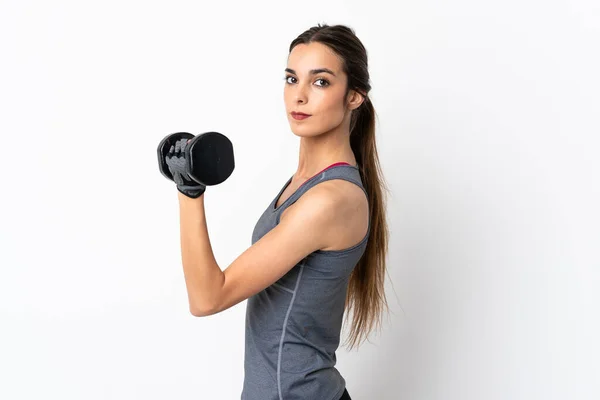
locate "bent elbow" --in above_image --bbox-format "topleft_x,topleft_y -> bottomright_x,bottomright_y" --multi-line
190,302 -> 216,317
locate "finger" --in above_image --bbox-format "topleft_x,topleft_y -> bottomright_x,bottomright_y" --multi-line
179,138 -> 189,153
179,138 -> 188,154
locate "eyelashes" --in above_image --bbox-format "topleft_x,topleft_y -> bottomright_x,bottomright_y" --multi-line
283,75 -> 330,87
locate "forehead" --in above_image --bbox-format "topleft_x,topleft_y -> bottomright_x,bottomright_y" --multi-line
286,42 -> 343,75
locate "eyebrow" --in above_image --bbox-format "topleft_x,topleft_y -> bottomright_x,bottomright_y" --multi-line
285,67 -> 336,77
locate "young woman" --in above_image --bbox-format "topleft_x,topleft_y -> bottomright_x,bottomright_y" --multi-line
174,23 -> 390,400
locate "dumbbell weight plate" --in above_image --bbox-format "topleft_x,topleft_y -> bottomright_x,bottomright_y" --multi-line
157,132 -> 195,181
184,131 -> 235,186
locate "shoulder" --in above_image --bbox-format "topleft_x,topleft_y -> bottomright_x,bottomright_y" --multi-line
283,179 -> 368,239
281,182 -> 340,230
319,178 -> 368,208
301,178 -> 367,216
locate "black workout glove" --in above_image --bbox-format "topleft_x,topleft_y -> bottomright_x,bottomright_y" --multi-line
165,138 -> 206,199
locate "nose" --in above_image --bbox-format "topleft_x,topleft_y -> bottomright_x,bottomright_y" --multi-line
295,92 -> 307,104
294,82 -> 308,104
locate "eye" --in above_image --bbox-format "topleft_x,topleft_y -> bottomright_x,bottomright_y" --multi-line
315,78 -> 330,87
283,75 -> 330,87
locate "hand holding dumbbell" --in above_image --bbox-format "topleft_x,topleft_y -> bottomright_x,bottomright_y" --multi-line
165,137 -> 206,198
157,131 -> 235,198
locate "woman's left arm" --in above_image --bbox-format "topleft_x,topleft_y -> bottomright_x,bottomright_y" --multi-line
176,191 -> 225,316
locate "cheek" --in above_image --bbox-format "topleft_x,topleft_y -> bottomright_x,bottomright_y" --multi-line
319,98 -> 346,121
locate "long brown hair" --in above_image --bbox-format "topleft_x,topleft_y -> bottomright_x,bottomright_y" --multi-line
289,24 -> 391,350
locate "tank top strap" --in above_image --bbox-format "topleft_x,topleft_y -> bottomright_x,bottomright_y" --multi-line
273,163 -> 369,226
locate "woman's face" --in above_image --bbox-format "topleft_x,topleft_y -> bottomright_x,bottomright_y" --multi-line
284,42 -> 354,138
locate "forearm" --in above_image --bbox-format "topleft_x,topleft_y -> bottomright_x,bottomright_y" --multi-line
176,191 -> 224,315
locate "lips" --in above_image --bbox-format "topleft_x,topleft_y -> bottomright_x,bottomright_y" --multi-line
291,111 -> 311,120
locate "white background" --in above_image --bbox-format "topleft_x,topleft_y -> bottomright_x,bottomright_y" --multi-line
1,1 -> 598,399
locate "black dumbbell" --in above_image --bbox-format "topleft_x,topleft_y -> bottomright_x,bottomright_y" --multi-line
157,131 -> 235,186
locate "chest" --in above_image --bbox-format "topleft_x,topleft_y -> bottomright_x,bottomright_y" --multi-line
275,182 -> 298,210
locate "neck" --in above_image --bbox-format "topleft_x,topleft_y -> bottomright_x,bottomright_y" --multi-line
294,123 -> 356,181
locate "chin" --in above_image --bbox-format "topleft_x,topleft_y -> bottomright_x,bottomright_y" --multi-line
290,127 -> 322,138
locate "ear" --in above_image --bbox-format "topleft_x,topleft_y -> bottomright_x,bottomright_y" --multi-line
347,89 -> 366,111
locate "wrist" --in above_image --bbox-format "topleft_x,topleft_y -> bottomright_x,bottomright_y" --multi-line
177,186 -> 205,200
